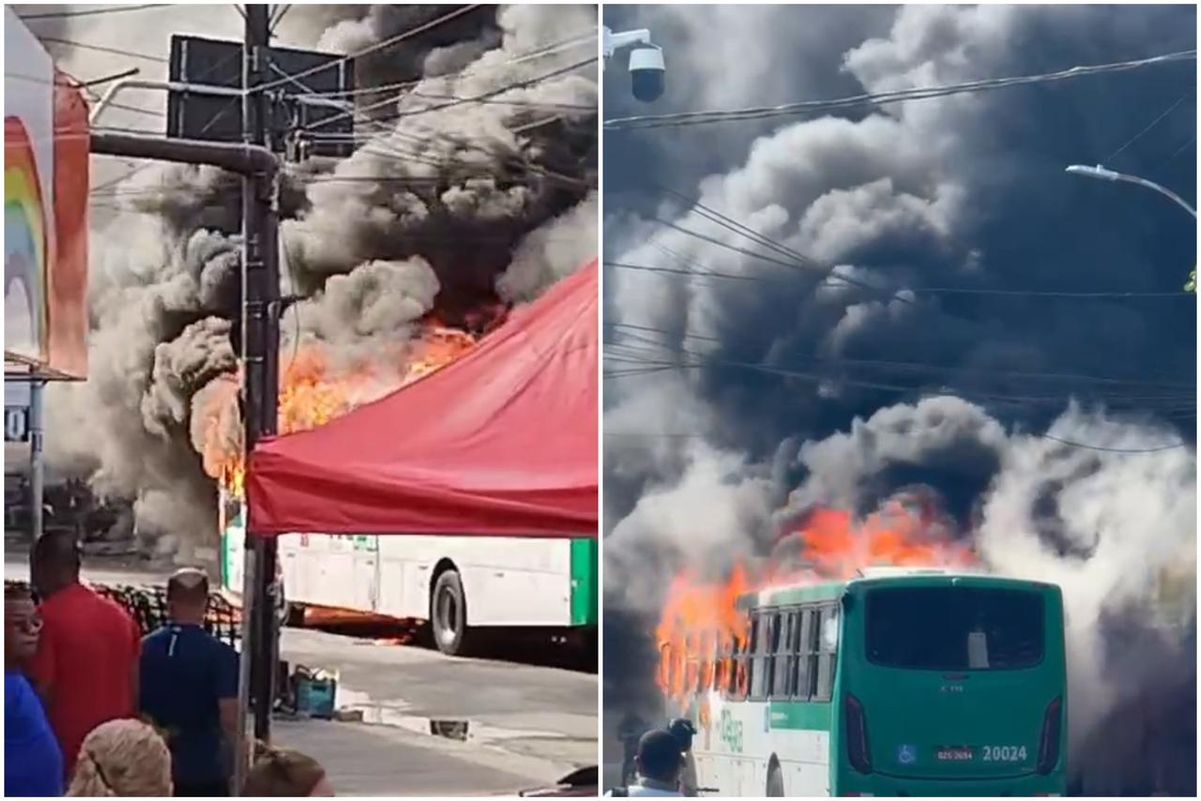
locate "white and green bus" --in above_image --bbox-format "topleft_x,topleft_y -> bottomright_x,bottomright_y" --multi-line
670,568 -> 1067,796
219,492 -> 597,656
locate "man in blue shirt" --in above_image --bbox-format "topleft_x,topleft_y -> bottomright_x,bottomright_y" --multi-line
140,568 -> 240,796
5,584 -> 64,797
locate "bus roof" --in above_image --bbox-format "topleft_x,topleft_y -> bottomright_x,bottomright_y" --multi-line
753,570 -> 1061,607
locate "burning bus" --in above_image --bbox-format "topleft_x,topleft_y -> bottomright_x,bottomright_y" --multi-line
651,503 -> 1069,796
660,568 -> 1068,797
208,295 -> 599,657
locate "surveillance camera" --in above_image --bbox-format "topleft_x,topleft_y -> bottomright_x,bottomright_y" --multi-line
629,46 -> 665,103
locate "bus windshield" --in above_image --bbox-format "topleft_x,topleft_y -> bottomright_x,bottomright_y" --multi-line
866,586 -> 1044,671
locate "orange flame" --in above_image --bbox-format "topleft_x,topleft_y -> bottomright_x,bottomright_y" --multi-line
654,499 -> 977,706
201,324 -> 475,496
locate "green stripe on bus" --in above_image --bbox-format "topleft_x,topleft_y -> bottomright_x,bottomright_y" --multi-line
769,701 -> 833,731
760,583 -> 843,606
570,538 -> 598,626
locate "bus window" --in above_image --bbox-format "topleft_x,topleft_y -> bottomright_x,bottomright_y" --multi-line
805,606 -> 822,698
773,609 -> 797,699
750,610 -> 778,700
865,587 -> 1045,671
793,608 -> 814,700
814,604 -> 839,702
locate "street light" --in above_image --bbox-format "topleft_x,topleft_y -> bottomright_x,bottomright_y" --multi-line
602,26 -> 666,102
1065,164 -> 1197,218
1066,163 -> 1197,291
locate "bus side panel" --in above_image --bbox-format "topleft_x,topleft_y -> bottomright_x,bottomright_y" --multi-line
377,536 -> 573,627
570,538 -> 598,626
694,700 -> 832,796
774,725 -> 832,796
278,534 -> 380,612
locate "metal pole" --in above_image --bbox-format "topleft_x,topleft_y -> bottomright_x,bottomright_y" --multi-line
85,92 -> 281,801
28,380 -> 44,541
241,1 -> 282,751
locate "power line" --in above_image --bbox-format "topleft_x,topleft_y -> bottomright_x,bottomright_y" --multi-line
602,345 -> 1195,412
1038,433 -> 1187,453
605,49 -> 1197,130
606,322 -> 1196,389
390,57 -> 597,122
284,29 -> 595,103
251,5 -> 485,96
38,37 -> 167,63
1103,92 -> 1192,164
296,55 -> 596,134
604,260 -> 1193,299
602,429 -> 1192,451
270,4 -> 293,34
18,4 -> 167,20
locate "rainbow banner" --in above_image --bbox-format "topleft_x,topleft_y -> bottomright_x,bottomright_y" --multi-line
5,116 -> 48,361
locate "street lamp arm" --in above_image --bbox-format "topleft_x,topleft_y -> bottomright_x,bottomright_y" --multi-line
1066,164 -> 1197,218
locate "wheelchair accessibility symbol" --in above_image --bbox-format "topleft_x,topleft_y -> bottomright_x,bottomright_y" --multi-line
897,745 -> 917,765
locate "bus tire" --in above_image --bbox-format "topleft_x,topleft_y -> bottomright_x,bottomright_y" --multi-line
766,758 -> 785,797
431,569 -> 472,656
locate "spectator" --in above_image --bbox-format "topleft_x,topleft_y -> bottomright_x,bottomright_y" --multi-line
140,568 -> 239,797
28,532 -> 141,777
666,718 -> 698,797
242,743 -> 333,796
67,719 -> 172,797
607,729 -> 685,797
5,584 -> 64,797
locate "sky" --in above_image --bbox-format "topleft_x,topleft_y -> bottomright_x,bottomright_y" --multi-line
600,6 -> 1196,792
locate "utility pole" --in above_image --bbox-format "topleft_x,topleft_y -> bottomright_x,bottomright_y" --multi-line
240,2 -> 282,755
28,380 -> 44,541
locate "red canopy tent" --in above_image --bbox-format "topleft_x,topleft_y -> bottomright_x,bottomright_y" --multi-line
246,261 -> 598,538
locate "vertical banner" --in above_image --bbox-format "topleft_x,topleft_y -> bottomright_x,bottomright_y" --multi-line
4,7 -> 89,380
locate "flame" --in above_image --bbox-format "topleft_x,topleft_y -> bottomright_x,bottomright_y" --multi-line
201,323 -> 475,496
654,499 -> 977,706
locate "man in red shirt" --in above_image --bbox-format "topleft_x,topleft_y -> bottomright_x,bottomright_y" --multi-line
29,532 -> 142,776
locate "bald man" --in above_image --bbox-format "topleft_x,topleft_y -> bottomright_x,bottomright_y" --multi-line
28,531 -> 141,775
140,568 -> 240,796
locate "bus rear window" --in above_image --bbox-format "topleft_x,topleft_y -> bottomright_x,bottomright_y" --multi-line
866,587 -> 1044,671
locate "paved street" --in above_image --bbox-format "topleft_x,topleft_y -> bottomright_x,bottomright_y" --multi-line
279,627 -> 597,794
4,555 -> 598,795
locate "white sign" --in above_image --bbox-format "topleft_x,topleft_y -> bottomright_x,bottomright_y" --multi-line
4,406 -> 29,442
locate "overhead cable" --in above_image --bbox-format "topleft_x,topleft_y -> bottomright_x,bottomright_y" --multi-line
605,49 -> 1196,130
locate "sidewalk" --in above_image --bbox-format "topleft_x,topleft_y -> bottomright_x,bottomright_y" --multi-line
272,717 -> 559,796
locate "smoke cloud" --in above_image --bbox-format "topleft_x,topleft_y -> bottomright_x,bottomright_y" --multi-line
603,4 -> 1193,793
29,4 -> 597,563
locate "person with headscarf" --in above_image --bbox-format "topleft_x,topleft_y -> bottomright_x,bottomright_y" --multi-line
242,743 -> 333,796
67,719 -> 172,797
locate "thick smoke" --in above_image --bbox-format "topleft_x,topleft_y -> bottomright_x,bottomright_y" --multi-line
32,4 -> 597,564
603,4 -> 1193,793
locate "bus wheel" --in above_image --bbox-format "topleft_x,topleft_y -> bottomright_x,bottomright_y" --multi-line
766,758 -> 785,797
431,569 -> 471,656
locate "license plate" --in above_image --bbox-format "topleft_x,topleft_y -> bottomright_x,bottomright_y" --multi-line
936,746 -> 974,761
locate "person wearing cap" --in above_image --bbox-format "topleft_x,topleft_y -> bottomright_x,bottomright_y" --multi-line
29,531 -> 142,779
605,729 -> 685,797
140,568 -> 241,796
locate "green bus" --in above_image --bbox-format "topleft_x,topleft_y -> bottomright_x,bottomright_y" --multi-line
677,568 -> 1067,796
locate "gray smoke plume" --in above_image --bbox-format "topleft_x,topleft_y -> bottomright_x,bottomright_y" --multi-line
31,4 -> 597,565
603,4 -> 1193,793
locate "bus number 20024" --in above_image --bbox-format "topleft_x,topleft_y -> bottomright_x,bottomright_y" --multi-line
982,746 -> 1028,762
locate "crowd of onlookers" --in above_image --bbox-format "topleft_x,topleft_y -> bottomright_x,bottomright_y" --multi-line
5,531 -> 331,797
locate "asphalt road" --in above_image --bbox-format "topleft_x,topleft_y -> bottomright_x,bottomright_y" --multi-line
4,555 -> 599,795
